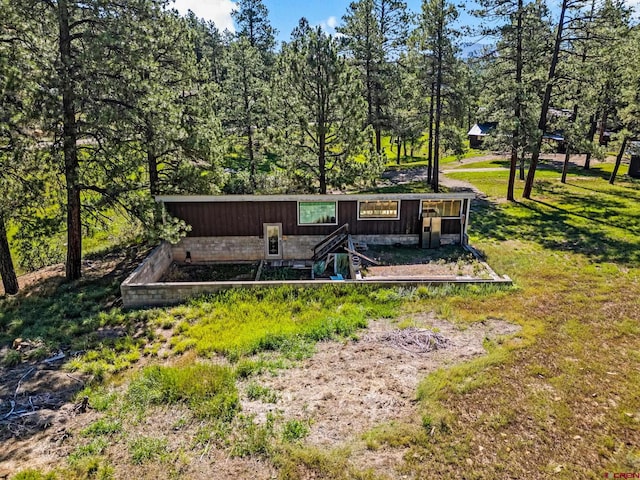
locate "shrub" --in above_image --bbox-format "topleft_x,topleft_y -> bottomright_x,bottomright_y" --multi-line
126,363 -> 239,421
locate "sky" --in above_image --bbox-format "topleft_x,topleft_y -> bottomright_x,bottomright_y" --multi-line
171,0 -> 638,45
171,0 -> 439,41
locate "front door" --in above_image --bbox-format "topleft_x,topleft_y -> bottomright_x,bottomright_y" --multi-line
264,223 -> 282,260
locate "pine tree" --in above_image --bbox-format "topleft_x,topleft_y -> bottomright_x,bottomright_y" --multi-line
417,0 -> 459,192
473,0 -> 551,200
275,19 -> 382,194
339,0 -> 411,153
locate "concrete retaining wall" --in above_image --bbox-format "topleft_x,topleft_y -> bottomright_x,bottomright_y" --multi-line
120,233 -> 476,309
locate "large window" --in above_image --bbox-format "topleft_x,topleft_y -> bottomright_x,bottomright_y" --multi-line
422,200 -> 461,218
358,200 -> 400,220
298,201 -> 337,225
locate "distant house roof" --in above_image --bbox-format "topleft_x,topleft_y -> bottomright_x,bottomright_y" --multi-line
542,132 -> 565,142
468,122 -> 497,137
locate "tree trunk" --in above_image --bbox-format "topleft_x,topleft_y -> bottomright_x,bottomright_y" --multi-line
519,151 -> 526,180
562,0 -> 594,185
247,127 -> 256,189
584,112 -> 598,170
146,120 -> 159,196
396,137 -> 401,164
319,124 -> 327,194
432,7 -> 444,194
0,214 -> 19,295
598,109 -> 608,146
427,80 -> 435,184
148,150 -> 159,196
523,0 -> 568,199
507,0 -> 523,202
561,146 -> 571,184
609,136 -> 628,185
58,0 -> 82,281
375,99 -> 382,154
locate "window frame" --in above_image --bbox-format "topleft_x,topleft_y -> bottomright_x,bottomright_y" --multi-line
357,200 -> 401,221
420,200 -> 462,218
297,201 -> 338,226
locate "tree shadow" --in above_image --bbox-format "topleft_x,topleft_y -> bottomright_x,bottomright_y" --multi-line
470,197 -> 640,266
0,246 -> 154,446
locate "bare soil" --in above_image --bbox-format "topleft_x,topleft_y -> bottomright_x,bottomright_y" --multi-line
362,245 -> 491,279
241,315 -> 521,449
0,314 -> 520,479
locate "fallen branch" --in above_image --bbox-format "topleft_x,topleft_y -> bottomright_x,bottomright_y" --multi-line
364,328 -> 449,354
14,367 -> 35,400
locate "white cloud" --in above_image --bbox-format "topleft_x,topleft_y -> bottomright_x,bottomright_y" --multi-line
319,15 -> 340,34
172,0 -> 237,32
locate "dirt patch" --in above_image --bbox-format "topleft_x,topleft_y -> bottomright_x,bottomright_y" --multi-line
0,247 -> 150,298
362,245 -> 492,279
240,316 -> 521,448
0,357 -> 90,475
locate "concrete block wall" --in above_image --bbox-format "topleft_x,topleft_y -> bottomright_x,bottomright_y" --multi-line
172,237 -> 264,262
172,236 -> 328,262
352,234 -> 419,246
120,233 -> 466,308
125,242 -> 173,284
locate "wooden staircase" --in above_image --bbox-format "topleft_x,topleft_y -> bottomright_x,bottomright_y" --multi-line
312,224 -> 349,262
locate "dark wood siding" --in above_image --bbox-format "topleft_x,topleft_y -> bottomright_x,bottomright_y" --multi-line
442,219 -> 462,235
165,199 -> 451,237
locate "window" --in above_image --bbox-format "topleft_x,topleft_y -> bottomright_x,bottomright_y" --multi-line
298,201 -> 337,225
422,200 -> 461,218
358,200 -> 400,220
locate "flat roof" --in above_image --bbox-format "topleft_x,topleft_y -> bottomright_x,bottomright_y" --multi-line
156,193 -> 476,203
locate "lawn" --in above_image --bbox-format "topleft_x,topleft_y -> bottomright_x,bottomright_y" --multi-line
1,163 -> 639,479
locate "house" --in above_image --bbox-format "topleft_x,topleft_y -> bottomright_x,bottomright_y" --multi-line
157,193 -> 475,264
468,121 -> 567,153
119,192 -> 516,308
467,122 -> 497,148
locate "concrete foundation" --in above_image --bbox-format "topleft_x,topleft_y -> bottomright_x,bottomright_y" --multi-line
121,234 -> 509,309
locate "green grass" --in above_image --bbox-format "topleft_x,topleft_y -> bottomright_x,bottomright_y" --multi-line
126,363 -> 239,421
159,286 -> 398,358
129,436 -> 169,464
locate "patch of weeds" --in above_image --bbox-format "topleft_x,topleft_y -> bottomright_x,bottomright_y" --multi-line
68,457 -> 114,479
68,438 -> 109,463
169,337 -> 197,355
81,418 -> 122,437
275,446 -> 355,480
421,408 -> 453,436
66,337 -> 144,381
11,470 -> 58,480
126,363 -> 239,421
2,349 -> 21,367
527,364 -> 552,378
25,347 -> 50,362
484,409 -> 516,431
129,436 -> 169,464
76,387 -> 117,412
363,422 -> 424,450
161,286 -> 397,360
235,358 -> 267,379
279,336 -> 316,361
281,419 -> 310,443
230,413 -> 276,458
194,421 -> 232,450
246,382 -> 278,403
615,318 -> 640,336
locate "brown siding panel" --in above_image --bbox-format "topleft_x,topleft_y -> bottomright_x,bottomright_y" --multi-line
165,199 -> 454,237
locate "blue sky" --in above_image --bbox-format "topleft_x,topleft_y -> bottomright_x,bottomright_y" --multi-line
171,0 -> 638,46
171,0 -> 467,41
